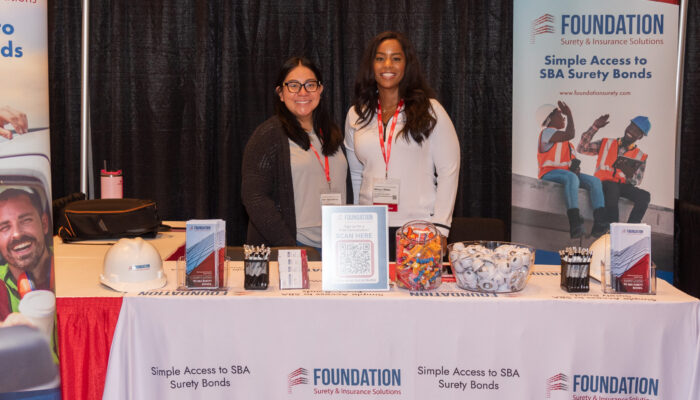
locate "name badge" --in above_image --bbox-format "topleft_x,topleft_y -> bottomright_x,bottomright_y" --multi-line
372,178 -> 400,212
321,192 -> 342,206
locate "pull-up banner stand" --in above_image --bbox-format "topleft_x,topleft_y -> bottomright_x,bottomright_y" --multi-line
0,1 -> 60,398
512,0 -> 681,277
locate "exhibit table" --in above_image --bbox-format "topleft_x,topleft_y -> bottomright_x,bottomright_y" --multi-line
54,231 -> 186,400
54,233 -> 700,400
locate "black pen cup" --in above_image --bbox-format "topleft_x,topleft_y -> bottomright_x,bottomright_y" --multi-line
244,259 -> 269,290
560,260 -> 590,293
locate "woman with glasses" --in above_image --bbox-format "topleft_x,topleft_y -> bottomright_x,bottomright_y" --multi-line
345,31 -> 460,258
242,57 -> 347,249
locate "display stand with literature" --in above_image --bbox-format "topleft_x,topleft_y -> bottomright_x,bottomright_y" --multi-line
321,205 -> 390,291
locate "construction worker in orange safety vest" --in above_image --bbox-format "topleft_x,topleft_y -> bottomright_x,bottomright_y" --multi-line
577,115 -> 650,224
593,137 -> 648,184
536,101 -> 607,239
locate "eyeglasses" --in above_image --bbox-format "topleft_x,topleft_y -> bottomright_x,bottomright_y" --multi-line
283,80 -> 321,93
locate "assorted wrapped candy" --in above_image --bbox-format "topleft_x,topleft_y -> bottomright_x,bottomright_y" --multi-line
449,242 -> 533,293
395,221 -> 443,291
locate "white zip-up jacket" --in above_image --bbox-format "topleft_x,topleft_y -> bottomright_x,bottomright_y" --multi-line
344,99 -> 460,235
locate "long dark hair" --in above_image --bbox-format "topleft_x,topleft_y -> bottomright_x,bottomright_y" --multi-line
352,31 -> 437,144
274,57 -> 342,156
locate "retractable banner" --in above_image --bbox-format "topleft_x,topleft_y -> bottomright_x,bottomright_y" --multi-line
512,0 -> 680,271
0,1 -> 60,396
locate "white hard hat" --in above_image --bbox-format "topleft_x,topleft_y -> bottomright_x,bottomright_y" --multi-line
589,233 -> 610,282
535,104 -> 557,127
100,237 -> 166,292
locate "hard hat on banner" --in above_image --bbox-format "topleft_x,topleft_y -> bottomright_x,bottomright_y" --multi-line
100,237 -> 166,292
535,104 -> 557,127
630,116 -> 651,136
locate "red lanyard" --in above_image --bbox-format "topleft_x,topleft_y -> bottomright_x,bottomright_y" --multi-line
308,140 -> 330,188
377,99 -> 404,178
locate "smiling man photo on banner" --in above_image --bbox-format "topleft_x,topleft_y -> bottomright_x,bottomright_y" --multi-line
536,101 -> 607,239
577,115 -> 650,224
0,187 -> 53,323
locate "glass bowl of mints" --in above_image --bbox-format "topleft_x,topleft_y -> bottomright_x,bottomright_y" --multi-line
447,241 -> 534,293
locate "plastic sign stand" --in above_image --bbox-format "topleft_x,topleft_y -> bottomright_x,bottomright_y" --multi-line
321,205 -> 389,291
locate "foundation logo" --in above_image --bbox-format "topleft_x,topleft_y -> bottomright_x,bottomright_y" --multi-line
544,371 -> 660,399
531,14 -> 555,43
545,373 -> 568,398
288,367 -> 309,394
286,366 -> 402,396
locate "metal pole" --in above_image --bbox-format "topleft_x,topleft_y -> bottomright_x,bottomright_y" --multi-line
674,0 -> 689,198
80,0 -> 91,197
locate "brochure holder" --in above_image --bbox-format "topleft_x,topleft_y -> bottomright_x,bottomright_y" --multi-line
601,223 -> 656,295
176,256 -> 230,290
184,219 -> 226,289
602,260 -> 656,295
278,249 -> 310,290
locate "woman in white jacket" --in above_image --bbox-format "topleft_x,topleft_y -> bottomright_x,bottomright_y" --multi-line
345,31 -> 460,258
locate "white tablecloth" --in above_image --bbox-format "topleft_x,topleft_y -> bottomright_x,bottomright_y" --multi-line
102,263 -> 700,400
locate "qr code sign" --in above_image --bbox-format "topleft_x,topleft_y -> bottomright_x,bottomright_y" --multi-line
336,241 -> 374,277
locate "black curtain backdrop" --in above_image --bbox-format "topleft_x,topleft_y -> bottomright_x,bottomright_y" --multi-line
47,1 -> 697,251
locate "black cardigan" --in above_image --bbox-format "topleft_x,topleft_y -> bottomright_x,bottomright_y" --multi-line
241,116 -> 352,246
241,116 -> 297,246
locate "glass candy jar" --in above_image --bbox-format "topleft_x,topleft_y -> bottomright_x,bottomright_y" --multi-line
395,220 -> 443,290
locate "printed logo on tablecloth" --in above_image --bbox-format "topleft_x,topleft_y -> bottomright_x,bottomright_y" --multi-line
545,373 -> 568,398
545,371 -> 660,399
531,14 -> 555,43
286,366 -> 402,396
288,368 -> 309,393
